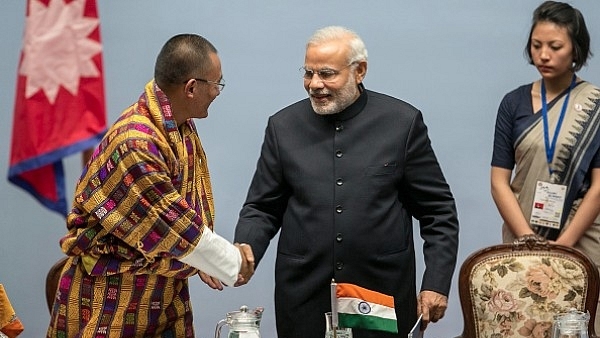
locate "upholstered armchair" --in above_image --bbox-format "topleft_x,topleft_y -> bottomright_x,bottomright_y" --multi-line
45,256 -> 68,312
457,235 -> 599,338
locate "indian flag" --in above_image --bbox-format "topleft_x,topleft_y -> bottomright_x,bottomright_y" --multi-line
335,282 -> 398,334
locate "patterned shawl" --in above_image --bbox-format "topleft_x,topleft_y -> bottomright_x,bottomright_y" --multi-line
60,80 -> 214,278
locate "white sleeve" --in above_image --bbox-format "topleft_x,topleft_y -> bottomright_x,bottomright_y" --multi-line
178,225 -> 242,286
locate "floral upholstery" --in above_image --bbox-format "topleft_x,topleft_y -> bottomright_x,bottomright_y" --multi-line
458,235 -> 599,338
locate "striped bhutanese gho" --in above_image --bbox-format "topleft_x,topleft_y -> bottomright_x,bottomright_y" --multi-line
47,80 -> 214,337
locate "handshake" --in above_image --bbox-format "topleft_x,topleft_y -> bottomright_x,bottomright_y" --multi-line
234,243 -> 255,286
199,242 -> 255,290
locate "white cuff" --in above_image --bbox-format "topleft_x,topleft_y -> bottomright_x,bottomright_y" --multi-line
179,226 -> 242,286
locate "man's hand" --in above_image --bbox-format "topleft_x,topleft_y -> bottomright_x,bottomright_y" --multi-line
417,290 -> 448,330
199,271 -> 224,290
234,243 -> 255,287
198,243 -> 254,289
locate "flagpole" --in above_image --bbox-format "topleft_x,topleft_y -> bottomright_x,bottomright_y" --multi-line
331,279 -> 338,338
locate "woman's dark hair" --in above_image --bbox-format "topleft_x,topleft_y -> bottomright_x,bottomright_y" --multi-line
524,1 -> 592,71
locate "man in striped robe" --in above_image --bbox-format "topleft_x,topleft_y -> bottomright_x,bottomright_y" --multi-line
47,34 -> 254,338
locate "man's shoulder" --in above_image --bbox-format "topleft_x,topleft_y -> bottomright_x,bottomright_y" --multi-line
269,98 -> 312,121
365,89 -> 421,116
101,110 -> 168,151
278,97 -> 311,113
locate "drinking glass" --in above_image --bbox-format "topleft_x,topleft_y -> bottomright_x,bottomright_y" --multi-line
324,312 -> 353,338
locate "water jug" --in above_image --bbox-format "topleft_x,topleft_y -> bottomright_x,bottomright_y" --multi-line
215,305 -> 263,338
552,308 -> 589,338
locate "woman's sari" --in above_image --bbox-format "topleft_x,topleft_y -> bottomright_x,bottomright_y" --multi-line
501,81 -> 600,333
502,81 -> 600,242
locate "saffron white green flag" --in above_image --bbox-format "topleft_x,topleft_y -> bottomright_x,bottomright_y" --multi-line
335,282 -> 398,334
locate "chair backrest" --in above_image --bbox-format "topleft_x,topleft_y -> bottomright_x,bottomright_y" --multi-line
458,235 -> 599,338
45,257 -> 68,313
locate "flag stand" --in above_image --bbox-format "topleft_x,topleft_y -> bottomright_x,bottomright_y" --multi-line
330,279 -> 338,338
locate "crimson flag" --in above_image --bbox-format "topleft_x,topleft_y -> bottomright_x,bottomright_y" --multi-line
8,0 -> 107,216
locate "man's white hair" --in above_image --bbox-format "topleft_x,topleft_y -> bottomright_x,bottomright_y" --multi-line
307,26 -> 368,64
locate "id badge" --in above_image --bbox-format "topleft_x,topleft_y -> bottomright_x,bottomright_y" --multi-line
529,180 -> 567,229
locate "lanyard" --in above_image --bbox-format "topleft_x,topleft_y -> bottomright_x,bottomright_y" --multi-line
541,74 -> 576,175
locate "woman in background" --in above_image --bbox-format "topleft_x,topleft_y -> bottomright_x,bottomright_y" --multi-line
491,0 -> 600,329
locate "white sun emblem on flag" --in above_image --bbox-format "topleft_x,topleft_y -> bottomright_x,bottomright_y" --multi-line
19,0 -> 102,104
358,301 -> 371,314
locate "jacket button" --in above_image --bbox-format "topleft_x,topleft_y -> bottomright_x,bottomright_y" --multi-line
336,205 -> 343,213
336,261 -> 344,270
335,124 -> 344,132
336,233 -> 343,242
335,150 -> 343,158
336,178 -> 343,186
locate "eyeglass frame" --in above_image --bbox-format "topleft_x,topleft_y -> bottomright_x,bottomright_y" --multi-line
184,77 -> 226,91
300,61 -> 358,82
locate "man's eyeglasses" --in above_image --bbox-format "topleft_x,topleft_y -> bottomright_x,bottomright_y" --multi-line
300,62 -> 356,82
186,78 -> 226,91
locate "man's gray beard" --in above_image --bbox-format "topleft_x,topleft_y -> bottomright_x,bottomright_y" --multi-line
311,100 -> 342,115
310,77 -> 359,115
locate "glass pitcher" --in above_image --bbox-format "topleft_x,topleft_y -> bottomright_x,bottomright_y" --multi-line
214,305 -> 264,338
552,308 -> 589,338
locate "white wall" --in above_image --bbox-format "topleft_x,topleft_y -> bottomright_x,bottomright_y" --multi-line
1,1 -> 600,337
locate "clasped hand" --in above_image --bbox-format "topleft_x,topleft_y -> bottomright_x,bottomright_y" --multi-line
199,243 -> 255,290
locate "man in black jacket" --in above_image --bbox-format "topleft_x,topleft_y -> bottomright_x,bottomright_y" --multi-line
234,26 -> 459,338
